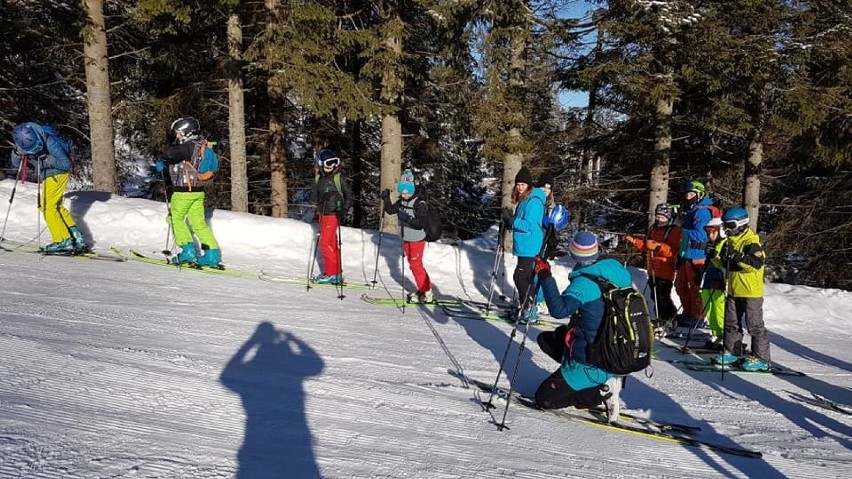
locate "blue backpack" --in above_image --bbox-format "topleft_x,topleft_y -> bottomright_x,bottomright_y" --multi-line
41,125 -> 74,156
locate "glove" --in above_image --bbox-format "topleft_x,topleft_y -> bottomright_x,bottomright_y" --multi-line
380,189 -> 391,203
624,235 -> 637,246
154,161 -> 165,173
704,243 -> 717,259
501,207 -> 514,228
646,239 -> 660,251
720,243 -> 743,264
534,256 -> 552,280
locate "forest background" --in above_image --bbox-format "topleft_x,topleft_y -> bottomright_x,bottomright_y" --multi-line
0,0 -> 849,289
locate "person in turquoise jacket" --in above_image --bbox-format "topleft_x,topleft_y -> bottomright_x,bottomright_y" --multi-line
500,166 -> 546,321
532,231 -> 631,422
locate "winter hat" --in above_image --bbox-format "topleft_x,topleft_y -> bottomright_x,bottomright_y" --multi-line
397,170 -> 415,194
569,231 -> 600,263
514,166 -> 533,186
538,173 -> 555,191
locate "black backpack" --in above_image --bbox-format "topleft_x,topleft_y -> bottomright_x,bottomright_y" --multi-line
582,275 -> 653,374
415,197 -> 443,242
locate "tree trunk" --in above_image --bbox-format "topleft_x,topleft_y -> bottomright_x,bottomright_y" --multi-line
648,94 -> 673,225
502,29 -> 528,252
81,0 -> 116,193
266,0 -> 287,218
379,27 -> 403,234
743,134 -> 763,229
227,11 -> 248,212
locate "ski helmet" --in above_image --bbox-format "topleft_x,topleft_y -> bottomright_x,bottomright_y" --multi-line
655,203 -> 674,220
682,180 -> 706,200
169,117 -> 201,144
316,149 -> 340,173
705,217 -> 726,238
722,207 -> 749,236
543,204 -> 570,231
12,122 -> 43,155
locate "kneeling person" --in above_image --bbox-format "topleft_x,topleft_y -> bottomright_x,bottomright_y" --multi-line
533,231 -> 631,422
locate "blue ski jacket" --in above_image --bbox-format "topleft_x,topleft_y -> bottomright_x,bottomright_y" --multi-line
540,258 -> 632,389
511,187 -> 546,258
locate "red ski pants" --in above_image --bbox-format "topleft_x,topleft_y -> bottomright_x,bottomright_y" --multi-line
404,240 -> 431,293
319,214 -> 341,276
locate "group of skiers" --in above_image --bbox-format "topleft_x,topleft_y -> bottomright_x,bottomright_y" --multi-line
623,181 -> 770,372
8,119 -> 770,422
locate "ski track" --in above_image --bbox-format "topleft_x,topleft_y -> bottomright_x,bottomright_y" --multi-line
1,251 -> 851,478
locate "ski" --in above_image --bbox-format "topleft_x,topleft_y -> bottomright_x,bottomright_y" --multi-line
454,373 -> 700,434
789,392 -> 852,416
360,293 -> 461,307
439,302 -> 561,329
657,336 -> 723,354
42,249 -> 126,262
122,249 -> 255,278
669,359 -> 806,377
457,374 -> 760,458
258,270 -> 371,290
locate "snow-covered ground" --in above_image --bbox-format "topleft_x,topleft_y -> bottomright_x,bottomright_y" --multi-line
1,180 -> 850,479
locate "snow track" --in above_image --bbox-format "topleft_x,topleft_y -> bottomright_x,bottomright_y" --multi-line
1,241 -> 851,477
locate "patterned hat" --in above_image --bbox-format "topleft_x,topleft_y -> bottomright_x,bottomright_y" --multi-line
397,170 -> 415,194
570,231 -> 600,263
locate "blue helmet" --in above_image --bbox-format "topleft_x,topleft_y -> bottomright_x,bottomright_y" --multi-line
12,123 -> 44,155
722,207 -> 749,236
543,204 -> 570,231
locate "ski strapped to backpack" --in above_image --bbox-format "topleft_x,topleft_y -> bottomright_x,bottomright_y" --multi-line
581,275 -> 654,375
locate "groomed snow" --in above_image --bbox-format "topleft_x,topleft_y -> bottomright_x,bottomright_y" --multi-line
1,181 -> 850,478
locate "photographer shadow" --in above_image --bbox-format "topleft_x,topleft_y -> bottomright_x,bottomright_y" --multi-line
220,322 -> 324,479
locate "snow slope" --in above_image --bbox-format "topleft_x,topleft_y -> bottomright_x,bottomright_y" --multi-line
1,181 -> 850,478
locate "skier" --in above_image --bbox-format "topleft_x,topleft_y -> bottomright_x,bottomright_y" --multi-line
311,148 -> 352,284
624,203 -> 682,332
700,217 -> 727,349
500,166 -> 546,322
675,180 -> 716,329
710,207 -> 771,371
156,117 -> 221,266
380,170 -> 433,303
532,231 -> 631,421
10,122 -> 88,253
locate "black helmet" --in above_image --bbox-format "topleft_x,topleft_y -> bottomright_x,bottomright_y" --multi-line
655,203 -> 674,220
169,117 -> 201,144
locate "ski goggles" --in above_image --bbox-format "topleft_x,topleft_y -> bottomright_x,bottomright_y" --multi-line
724,220 -> 744,230
320,156 -> 340,168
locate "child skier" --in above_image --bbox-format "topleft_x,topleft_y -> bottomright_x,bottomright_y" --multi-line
710,207 -> 771,371
700,217 -> 727,349
157,117 -> 221,267
380,170 -> 433,303
624,203 -> 682,333
312,149 -> 352,284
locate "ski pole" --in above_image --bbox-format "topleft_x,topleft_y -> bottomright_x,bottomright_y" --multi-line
370,198 -> 385,288
336,213 -> 345,300
0,158 -> 26,244
36,159 -> 42,249
306,201 -> 326,291
486,221 -> 507,312
483,226 -> 556,417
400,222 -> 406,315
681,261 -> 714,353
161,170 -> 175,257
493,225 -> 557,430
